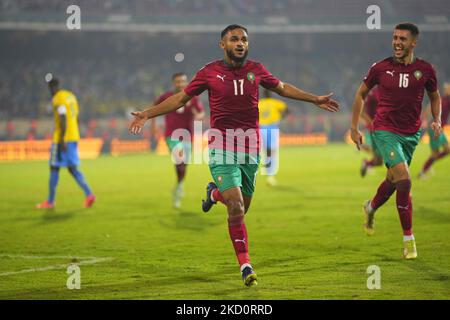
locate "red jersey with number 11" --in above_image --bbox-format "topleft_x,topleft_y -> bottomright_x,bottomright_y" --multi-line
184,59 -> 280,152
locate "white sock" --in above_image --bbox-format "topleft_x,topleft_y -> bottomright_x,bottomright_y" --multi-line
403,234 -> 415,241
240,263 -> 252,273
367,201 -> 375,214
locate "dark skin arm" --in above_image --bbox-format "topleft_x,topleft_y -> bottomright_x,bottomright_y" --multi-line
270,82 -> 340,112
350,82 -> 371,150
129,91 -> 192,135
130,82 -> 339,134
428,90 -> 442,138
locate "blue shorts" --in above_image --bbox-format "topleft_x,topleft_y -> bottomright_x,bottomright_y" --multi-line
260,124 -> 280,151
50,142 -> 80,167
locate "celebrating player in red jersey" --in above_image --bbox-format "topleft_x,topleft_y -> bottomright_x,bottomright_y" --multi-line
151,73 -> 205,208
350,23 -> 442,259
419,82 -> 450,178
360,86 -> 383,177
130,25 -> 339,286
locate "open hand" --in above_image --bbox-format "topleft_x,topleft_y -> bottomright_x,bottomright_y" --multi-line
315,93 -> 340,112
129,111 -> 147,135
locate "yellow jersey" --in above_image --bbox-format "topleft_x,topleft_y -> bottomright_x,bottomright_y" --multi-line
52,89 -> 80,143
258,97 -> 287,126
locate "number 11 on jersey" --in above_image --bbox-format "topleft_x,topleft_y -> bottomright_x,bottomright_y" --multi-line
233,79 -> 244,95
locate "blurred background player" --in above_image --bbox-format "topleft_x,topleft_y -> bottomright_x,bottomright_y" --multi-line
130,25 -> 339,286
351,23 -> 442,260
359,86 -> 383,177
419,82 -> 450,178
36,78 -> 96,209
150,73 -> 205,208
258,88 -> 288,186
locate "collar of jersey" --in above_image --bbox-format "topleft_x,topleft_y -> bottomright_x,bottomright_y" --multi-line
392,54 -> 417,66
222,58 -> 248,69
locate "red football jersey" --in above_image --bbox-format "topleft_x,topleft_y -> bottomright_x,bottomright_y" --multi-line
364,57 -> 438,135
184,59 -> 280,152
155,91 -> 204,138
441,95 -> 450,128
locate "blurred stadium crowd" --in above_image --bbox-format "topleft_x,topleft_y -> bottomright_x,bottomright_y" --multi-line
1,0 -> 447,17
1,0 -> 449,141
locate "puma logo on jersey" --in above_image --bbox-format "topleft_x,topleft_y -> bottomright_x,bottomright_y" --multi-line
234,238 -> 246,244
386,70 -> 395,77
216,74 -> 226,82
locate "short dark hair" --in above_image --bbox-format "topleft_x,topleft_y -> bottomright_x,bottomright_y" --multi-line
221,24 -> 248,39
395,23 -> 419,38
48,78 -> 59,88
172,72 -> 186,80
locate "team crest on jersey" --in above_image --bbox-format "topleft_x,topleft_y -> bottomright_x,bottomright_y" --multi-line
247,72 -> 255,83
414,70 -> 422,80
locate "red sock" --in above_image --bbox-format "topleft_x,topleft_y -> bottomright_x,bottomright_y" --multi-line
175,164 -> 186,182
212,188 -> 225,204
395,179 -> 413,236
228,215 -> 250,267
422,157 -> 435,173
365,159 -> 375,167
371,179 -> 396,210
437,150 -> 449,160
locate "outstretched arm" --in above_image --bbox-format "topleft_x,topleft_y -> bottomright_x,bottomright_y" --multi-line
427,90 -> 442,139
129,91 -> 192,135
350,82 -> 370,150
270,82 -> 340,112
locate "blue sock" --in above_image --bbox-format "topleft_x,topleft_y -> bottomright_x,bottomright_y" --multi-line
48,169 -> 59,204
69,167 -> 92,196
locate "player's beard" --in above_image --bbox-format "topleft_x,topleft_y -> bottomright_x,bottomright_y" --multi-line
227,48 -> 248,63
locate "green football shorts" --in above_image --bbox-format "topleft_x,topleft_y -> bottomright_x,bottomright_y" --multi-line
364,130 -> 382,157
208,149 -> 260,197
165,137 -> 191,163
373,130 -> 421,168
427,127 -> 448,151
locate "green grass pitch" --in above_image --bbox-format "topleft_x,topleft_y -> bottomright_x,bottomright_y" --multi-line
0,143 -> 449,299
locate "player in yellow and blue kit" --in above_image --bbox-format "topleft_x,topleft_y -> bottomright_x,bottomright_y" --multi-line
258,89 -> 288,186
36,78 -> 96,209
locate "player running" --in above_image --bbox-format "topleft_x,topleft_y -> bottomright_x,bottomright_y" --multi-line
151,73 -> 205,208
360,86 -> 383,177
130,25 -> 339,286
258,89 -> 288,186
350,23 -> 442,259
36,78 -> 96,209
418,82 -> 450,178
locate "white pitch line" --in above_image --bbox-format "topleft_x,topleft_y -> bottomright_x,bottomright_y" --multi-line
0,254 -> 104,260
0,255 -> 113,277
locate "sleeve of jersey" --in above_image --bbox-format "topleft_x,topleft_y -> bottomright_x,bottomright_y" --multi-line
259,64 -> 280,89
154,94 -> 164,105
184,68 -> 208,97
363,63 -> 379,89
425,65 -> 438,92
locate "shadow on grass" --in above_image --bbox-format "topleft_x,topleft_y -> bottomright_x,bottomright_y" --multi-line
37,209 -> 82,224
416,206 -> 450,224
0,271 -> 252,300
158,210 -> 222,232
